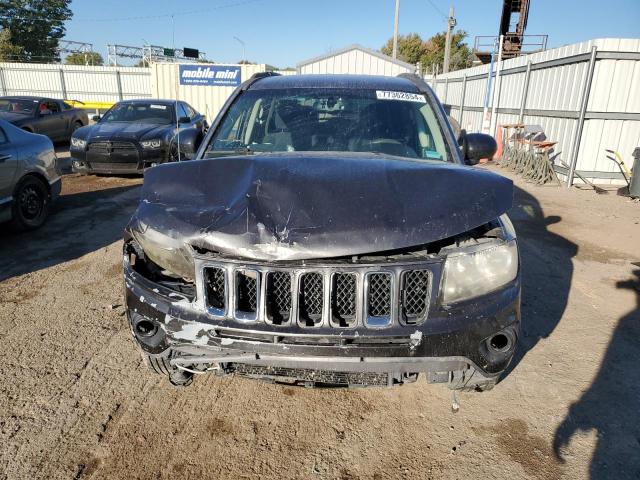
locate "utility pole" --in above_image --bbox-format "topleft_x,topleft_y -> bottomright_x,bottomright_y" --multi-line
443,5 -> 456,73
392,0 -> 400,59
234,36 -> 246,62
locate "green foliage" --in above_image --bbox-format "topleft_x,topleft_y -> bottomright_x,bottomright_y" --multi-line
0,0 -> 72,62
0,28 -> 23,61
65,51 -> 103,66
381,31 -> 472,72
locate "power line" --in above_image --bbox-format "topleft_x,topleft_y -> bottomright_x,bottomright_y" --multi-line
425,0 -> 448,20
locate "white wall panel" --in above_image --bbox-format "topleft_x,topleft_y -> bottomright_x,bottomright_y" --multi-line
429,38 -> 640,182
0,62 -> 150,102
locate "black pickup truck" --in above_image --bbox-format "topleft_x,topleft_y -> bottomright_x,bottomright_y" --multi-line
0,96 -> 89,142
123,73 -> 520,392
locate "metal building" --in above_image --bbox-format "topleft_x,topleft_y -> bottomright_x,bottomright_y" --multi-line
297,44 -> 415,76
431,38 -> 640,185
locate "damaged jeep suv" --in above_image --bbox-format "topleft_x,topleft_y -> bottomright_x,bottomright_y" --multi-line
123,73 -> 520,391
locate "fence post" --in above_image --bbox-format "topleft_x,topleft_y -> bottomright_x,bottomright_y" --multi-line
518,60 -> 532,124
458,74 -> 467,124
0,67 -> 6,96
115,70 -> 123,101
566,46 -> 598,187
443,77 -> 449,107
58,68 -> 67,99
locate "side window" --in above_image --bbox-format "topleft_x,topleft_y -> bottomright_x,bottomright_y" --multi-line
0,127 -> 8,144
62,102 -> 73,110
185,103 -> 197,119
47,101 -> 61,114
177,103 -> 189,120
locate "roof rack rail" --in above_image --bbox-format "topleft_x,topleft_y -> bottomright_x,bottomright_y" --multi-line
243,71 -> 281,90
396,73 -> 432,94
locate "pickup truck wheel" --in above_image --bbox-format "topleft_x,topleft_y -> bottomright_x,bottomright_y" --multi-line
11,175 -> 50,230
143,352 -> 193,387
71,120 -> 83,133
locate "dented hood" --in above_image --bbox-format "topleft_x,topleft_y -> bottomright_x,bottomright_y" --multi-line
128,153 -> 513,272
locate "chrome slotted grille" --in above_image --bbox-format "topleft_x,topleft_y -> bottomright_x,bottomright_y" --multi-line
266,271 -> 292,325
204,267 -> 225,310
236,270 -> 258,313
367,273 -> 392,318
299,273 -> 324,326
200,261 -> 436,328
331,273 -> 357,327
402,270 -> 431,324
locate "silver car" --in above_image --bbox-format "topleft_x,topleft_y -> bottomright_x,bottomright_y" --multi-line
0,119 -> 61,230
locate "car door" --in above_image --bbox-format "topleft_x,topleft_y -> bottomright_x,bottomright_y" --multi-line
35,101 -> 66,140
0,125 -> 18,205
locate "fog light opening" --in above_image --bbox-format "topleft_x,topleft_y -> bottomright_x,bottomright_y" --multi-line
489,333 -> 510,353
135,319 -> 158,337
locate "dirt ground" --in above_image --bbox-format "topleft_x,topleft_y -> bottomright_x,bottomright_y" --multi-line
1,160 -> 639,480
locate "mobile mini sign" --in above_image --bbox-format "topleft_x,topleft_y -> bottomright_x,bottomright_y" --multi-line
179,65 -> 242,87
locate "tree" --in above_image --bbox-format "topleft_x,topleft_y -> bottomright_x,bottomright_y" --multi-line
0,28 -> 23,62
381,33 -> 426,65
65,51 -> 104,66
0,0 -> 73,62
381,31 -> 472,73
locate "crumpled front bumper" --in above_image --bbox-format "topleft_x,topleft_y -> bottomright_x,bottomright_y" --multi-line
124,254 -> 521,387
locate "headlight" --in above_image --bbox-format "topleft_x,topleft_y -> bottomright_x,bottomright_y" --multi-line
442,239 -> 518,304
70,137 -> 86,149
140,139 -> 162,149
129,223 -> 195,281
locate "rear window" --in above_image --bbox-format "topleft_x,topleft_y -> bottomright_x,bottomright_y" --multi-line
204,88 -> 449,161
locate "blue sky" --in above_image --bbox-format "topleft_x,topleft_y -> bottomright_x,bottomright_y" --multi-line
65,0 -> 640,67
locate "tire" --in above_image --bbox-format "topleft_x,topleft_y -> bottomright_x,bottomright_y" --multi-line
168,143 -> 180,163
143,351 -> 193,387
71,120 -> 83,134
11,175 -> 50,231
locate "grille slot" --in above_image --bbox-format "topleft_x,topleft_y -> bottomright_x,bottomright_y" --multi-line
401,270 -> 431,324
236,270 -> 258,314
299,273 -> 324,326
367,272 -> 392,326
266,271 -> 292,325
204,267 -> 225,311
331,273 -> 357,327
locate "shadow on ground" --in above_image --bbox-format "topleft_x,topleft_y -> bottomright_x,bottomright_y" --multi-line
504,185 -> 578,376
553,265 -> 640,479
0,182 -> 141,282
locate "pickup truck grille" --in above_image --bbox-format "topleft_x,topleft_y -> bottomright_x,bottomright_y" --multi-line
200,260 -> 435,328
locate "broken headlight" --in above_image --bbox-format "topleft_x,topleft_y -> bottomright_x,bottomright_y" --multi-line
129,226 -> 195,282
441,239 -> 518,304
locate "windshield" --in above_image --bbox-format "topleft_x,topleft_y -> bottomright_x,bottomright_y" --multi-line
204,88 -> 450,161
101,102 -> 175,125
0,99 -> 37,115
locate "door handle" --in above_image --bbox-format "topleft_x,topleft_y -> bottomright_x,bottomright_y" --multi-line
0,154 -> 12,163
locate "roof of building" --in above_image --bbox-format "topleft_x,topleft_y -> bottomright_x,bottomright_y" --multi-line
296,44 -> 415,70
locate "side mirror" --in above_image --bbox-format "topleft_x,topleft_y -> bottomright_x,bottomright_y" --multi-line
459,130 -> 497,165
91,114 -> 101,122
178,116 -> 190,124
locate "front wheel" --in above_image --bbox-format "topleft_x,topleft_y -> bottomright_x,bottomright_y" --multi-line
11,176 -> 50,230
